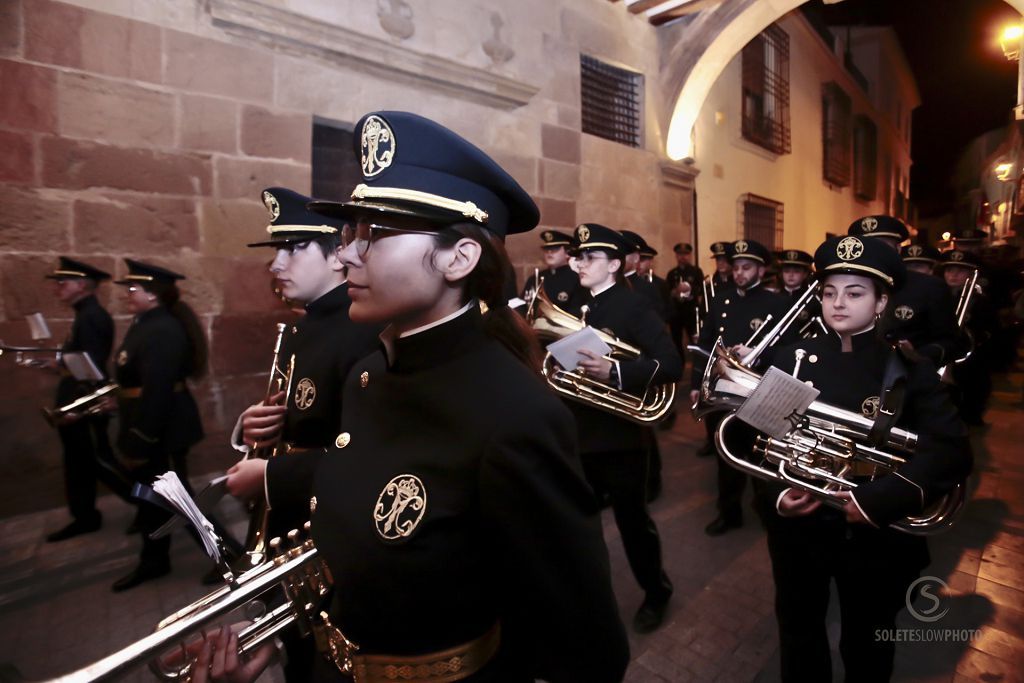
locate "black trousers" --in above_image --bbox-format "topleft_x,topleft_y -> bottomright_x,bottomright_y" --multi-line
705,412 -> 747,521
57,415 -> 133,522
581,449 -> 671,599
759,504 -> 928,682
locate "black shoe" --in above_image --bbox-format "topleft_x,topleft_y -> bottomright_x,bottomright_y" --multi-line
46,515 -> 102,543
111,561 -> 171,592
704,515 -> 742,537
633,593 -> 671,634
697,442 -> 716,458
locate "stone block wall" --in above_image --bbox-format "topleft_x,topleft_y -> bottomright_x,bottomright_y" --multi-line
0,0 -> 695,516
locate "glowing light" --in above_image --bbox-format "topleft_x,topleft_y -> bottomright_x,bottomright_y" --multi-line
941,231 -> 952,241
1000,24 -> 1023,60
995,162 -> 1014,180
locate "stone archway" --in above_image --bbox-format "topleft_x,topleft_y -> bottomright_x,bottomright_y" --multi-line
662,0 -> 1024,161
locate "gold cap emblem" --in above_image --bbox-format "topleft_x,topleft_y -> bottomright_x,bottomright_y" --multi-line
360,114 -> 396,178
908,245 -> 923,257
837,237 -> 864,261
951,251 -> 965,262
787,250 -> 798,260
734,240 -> 749,254
359,371 -> 369,388
861,217 -> 879,232
577,225 -> 590,242
262,191 -> 280,221
861,396 -> 881,418
374,475 -> 427,541
894,305 -> 914,321
295,378 -> 317,411
542,231 -> 553,242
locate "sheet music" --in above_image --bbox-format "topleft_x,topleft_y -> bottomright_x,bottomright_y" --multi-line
735,366 -> 820,439
150,471 -> 223,562
62,352 -> 104,381
26,313 -> 51,341
546,326 -> 613,372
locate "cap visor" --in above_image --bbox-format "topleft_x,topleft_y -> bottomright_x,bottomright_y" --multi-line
307,199 -> 463,227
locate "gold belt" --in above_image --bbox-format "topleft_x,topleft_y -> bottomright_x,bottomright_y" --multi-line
321,618 -> 501,683
118,382 -> 185,399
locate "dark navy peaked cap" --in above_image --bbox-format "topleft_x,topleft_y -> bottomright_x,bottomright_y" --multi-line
901,244 -> 940,264
114,259 -> 185,285
572,223 -> 633,257
815,235 -> 905,290
847,215 -> 909,242
45,256 -> 110,281
309,111 -> 540,237
248,187 -> 344,248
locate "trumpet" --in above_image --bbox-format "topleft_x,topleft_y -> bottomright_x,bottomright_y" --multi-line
0,342 -> 62,369
528,285 -> 675,424
938,269 -> 980,382
48,527 -> 331,682
41,382 -> 118,428
241,323 -> 296,569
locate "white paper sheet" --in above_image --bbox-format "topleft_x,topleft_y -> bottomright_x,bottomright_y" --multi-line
735,366 -> 820,439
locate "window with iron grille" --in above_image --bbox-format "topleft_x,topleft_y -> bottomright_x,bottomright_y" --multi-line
853,115 -> 878,200
580,54 -> 643,148
741,194 -> 784,250
312,117 -> 361,202
822,82 -> 851,186
741,25 -> 791,155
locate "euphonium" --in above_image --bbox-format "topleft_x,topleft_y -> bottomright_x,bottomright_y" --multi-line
694,339 -> 965,536
241,323 -> 296,569
527,285 -> 675,424
41,382 -> 119,428
46,527 -> 330,682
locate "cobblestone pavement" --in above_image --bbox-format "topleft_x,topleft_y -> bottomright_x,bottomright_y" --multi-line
0,370 -> 1021,682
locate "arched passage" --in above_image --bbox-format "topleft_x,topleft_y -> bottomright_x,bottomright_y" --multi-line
664,0 -> 1024,161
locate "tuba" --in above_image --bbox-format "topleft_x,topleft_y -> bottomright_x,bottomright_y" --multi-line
41,382 -> 118,428
48,527 -> 331,682
241,323 -> 296,569
527,286 -> 675,424
693,284 -> 966,536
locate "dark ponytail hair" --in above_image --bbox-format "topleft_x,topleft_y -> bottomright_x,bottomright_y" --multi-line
432,223 -> 544,373
143,281 -> 209,379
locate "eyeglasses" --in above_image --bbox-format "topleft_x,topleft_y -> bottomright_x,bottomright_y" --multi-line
572,252 -> 609,265
340,222 -> 438,258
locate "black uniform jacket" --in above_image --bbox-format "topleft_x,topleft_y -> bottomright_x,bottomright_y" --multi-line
627,272 -> 669,321
691,282 -> 791,387
569,283 -> 683,453
114,306 -> 202,460
665,263 -> 704,316
57,294 -> 114,406
279,306 -> 629,681
759,329 -> 972,529
522,264 -> 585,315
881,270 -> 958,366
261,283 -> 381,534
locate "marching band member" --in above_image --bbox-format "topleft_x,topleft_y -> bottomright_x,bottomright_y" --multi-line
665,242 -> 704,359
110,260 -> 209,591
753,235 -> 972,682
900,243 -> 940,276
195,111 -> 629,682
708,240 -> 734,289
224,187 -> 381,682
569,222 -> 681,633
42,258 -> 124,542
621,230 -> 669,321
776,249 -> 813,301
937,248 -> 997,426
847,216 -> 958,367
520,229 -> 585,315
690,239 -> 790,533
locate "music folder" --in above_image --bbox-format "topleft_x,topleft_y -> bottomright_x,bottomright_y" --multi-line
26,313 -> 52,340
62,352 -> 105,381
546,326 -> 613,372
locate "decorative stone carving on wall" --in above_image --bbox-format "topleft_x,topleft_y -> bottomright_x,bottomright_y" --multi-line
482,13 -> 514,66
209,0 -> 539,109
378,0 -> 414,40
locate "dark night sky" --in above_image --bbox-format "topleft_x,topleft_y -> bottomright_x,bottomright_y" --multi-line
816,0 -> 1020,218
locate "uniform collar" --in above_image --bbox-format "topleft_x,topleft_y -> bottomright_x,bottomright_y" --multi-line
824,325 -> 879,352
383,303 -> 485,374
135,305 -> 167,324
589,280 -> 617,299
72,293 -> 98,311
305,282 -> 349,317
736,280 -> 762,297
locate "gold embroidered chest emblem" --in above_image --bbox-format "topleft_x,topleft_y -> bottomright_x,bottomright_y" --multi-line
861,396 -> 881,418
576,225 -> 590,242
894,305 -> 914,321
837,237 -> 864,261
557,291 -> 569,303
117,350 -> 128,366
294,378 -> 317,410
374,475 -> 427,541
360,115 -> 395,177
750,317 -> 764,331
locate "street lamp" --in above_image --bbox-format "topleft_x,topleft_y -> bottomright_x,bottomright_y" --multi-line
999,22 -> 1024,119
